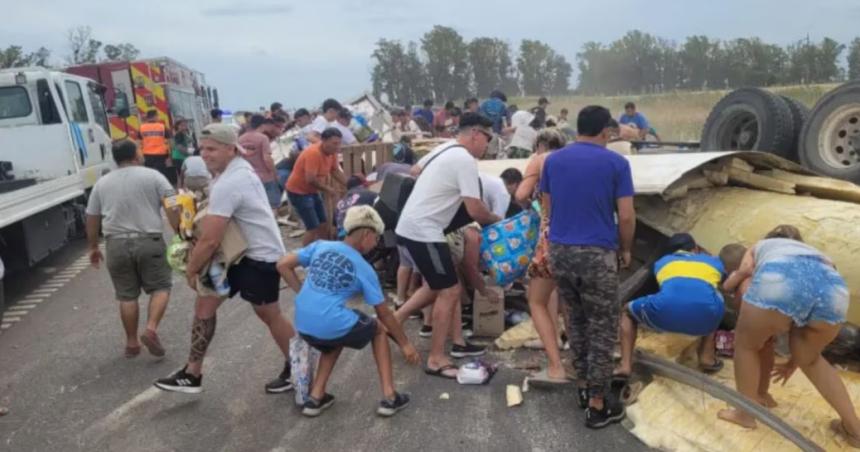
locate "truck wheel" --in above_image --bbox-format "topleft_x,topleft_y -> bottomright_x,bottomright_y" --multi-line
701,88 -> 795,159
799,82 -> 860,183
780,95 -> 810,162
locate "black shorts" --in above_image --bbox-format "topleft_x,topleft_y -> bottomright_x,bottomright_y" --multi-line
397,235 -> 458,291
301,311 -> 377,353
227,257 -> 280,305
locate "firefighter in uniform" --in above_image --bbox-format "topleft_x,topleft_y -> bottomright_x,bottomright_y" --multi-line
140,109 -> 174,184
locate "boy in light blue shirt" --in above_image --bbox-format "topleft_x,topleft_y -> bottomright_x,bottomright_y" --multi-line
278,206 -> 419,418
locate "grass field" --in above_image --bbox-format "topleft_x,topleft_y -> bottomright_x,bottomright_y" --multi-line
512,84 -> 839,142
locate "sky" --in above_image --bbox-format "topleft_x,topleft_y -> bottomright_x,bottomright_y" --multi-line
4,0 -> 860,110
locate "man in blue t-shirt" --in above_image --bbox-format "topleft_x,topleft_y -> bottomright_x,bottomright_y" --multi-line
540,105 -> 636,429
413,99 -> 434,130
618,102 -> 649,140
277,206 -> 419,418
616,233 -> 727,382
479,90 -> 508,134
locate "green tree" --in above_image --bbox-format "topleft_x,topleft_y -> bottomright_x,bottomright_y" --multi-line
848,38 -> 860,80
680,36 -> 716,89
103,43 -> 140,61
66,26 -> 102,65
421,26 -> 470,101
371,39 -> 408,106
0,45 -> 51,68
468,38 -> 517,97
403,41 -> 431,105
518,39 -> 571,96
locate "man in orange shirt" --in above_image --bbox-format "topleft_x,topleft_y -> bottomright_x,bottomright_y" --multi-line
140,109 -> 174,183
286,127 -> 347,245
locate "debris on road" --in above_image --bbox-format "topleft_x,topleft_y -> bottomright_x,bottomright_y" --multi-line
439,392 -> 450,400
506,385 -> 522,407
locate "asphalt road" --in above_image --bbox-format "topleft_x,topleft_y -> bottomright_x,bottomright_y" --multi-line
0,235 -> 648,452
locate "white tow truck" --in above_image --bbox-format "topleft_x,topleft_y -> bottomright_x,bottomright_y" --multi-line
0,67 -> 117,309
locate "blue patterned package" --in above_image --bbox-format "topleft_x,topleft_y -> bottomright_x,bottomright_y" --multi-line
480,209 -> 541,286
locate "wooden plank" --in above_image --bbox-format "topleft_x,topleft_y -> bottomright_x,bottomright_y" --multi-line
726,157 -> 756,173
758,169 -> 860,203
727,167 -> 795,195
703,169 -> 729,186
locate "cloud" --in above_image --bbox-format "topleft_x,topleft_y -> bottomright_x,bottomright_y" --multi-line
201,3 -> 292,17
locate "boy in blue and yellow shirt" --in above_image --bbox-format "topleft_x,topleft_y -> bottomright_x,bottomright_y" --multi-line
616,233 -> 727,378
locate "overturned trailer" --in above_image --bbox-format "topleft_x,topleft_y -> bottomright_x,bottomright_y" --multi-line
479,151 -> 860,327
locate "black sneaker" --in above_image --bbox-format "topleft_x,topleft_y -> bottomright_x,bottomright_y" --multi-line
450,342 -> 486,358
377,392 -> 410,417
577,387 -> 589,409
154,367 -> 202,394
419,325 -> 433,337
585,395 -> 626,429
265,362 -> 293,394
302,393 -> 335,417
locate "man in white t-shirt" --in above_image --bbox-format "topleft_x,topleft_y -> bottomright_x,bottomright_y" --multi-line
479,173 -> 511,219
394,113 -> 501,378
155,124 -> 296,395
307,98 -> 342,143
334,108 -> 358,145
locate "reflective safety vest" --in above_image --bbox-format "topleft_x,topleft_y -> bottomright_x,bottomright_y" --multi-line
140,122 -> 168,155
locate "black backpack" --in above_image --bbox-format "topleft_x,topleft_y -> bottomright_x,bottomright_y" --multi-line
374,144 -> 482,234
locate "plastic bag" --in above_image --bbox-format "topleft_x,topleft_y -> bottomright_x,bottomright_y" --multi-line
456,360 -> 498,385
289,336 -> 320,406
166,235 -> 190,274
480,209 -> 540,286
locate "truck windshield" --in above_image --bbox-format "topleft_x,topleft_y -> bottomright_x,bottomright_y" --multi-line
0,86 -> 32,119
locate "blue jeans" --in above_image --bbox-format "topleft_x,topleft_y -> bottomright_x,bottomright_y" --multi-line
287,191 -> 327,230
263,181 -> 283,209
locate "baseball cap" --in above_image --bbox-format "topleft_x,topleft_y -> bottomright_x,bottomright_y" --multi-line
200,123 -> 238,146
343,205 -> 384,235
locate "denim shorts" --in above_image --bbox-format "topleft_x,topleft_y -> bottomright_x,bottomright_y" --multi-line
287,191 -> 327,230
263,181 -> 283,209
744,256 -> 849,326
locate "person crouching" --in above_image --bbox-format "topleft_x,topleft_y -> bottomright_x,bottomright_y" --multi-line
277,205 -> 420,418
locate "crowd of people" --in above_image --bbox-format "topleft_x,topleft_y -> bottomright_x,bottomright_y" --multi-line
82,92 -> 860,445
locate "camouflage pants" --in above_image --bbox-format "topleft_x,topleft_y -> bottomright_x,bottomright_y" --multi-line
549,244 -> 620,399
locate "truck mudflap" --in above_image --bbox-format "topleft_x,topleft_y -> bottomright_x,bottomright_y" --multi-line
0,176 -> 85,229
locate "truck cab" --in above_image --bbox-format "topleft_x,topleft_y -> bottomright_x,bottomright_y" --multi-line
0,67 -> 114,304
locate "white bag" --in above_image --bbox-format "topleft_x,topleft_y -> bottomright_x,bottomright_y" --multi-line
289,337 -> 320,406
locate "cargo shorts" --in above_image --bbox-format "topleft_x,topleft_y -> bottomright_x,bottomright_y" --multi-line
105,235 -> 172,301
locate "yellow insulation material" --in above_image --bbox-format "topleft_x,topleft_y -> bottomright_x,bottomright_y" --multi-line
630,332 -> 860,451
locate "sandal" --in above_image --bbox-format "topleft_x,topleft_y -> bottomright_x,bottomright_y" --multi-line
699,359 -> 725,374
125,345 -> 141,358
424,364 -> 459,380
830,419 -> 860,448
528,369 -> 571,387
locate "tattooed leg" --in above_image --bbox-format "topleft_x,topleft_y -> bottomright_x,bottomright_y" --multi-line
186,316 -> 216,376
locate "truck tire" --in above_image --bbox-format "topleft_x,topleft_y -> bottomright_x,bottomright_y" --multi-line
798,82 -> 860,183
780,95 -> 810,162
700,88 -> 795,159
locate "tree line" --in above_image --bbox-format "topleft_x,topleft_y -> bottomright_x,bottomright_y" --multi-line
577,31 -> 860,95
1,26 -> 139,69
371,25 -> 572,106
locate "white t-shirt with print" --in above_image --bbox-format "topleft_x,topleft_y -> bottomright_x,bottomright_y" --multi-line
479,173 -> 511,218
395,142 -> 480,243
208,157 -> 286,262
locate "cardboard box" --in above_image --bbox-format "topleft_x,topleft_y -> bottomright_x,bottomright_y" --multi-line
472,286 -> 505,337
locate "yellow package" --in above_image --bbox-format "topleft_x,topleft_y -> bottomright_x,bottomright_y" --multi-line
175,193 -> 196,239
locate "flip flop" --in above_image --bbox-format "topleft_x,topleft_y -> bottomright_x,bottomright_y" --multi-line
424,364 -> 459,380
125,345 -> 141,358
528,369 -> 571,387
830,419 -> 860,448
699,359 -> 725,374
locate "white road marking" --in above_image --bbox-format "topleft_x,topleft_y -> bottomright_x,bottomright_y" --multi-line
41,283 -> 65,289
32,289 -> 58,294
12,304 -> 37,309
23,297 -> 44,303
49,278 -> 72,283
4,311 -> 28,317
2,317 -> 21,322
0,324 -> 11,330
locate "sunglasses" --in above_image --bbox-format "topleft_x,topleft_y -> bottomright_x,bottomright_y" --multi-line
474,128 -> 493,141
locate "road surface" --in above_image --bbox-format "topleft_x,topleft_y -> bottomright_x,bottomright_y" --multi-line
0,235 -> 647,452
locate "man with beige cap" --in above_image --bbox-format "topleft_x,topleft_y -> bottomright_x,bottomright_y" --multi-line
155,123 -> 295,395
